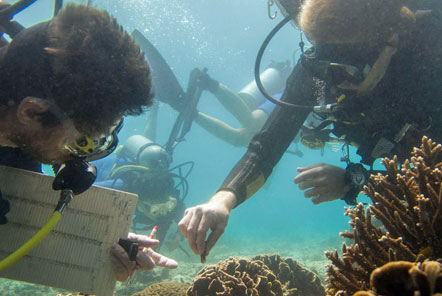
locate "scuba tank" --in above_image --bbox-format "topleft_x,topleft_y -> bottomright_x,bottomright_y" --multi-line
121,135 -> 171,170
239,64 -> 290,109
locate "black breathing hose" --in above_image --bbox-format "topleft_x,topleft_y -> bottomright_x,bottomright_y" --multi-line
254,15 -> 313,110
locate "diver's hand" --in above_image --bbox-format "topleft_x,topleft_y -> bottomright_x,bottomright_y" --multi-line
178,191 -> 236,257
110,232 -> 178,282
196,70 -> 219,93
294,163 -> 347,204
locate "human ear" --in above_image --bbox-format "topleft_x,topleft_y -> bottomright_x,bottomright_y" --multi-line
16,97 -> 48,126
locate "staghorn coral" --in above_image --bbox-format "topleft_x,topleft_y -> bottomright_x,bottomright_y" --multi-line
187,257 -> 284,296
132,281 -> 190,296
252,254 -> 325,296
325,136 -> 442,296
353,260 -> 442,296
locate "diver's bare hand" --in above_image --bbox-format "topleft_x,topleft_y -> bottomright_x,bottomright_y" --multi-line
110,232 -> 178,282
178,191 -> 236,257
294,163 -> 347,204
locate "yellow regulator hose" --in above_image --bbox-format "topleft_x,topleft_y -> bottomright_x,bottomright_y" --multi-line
0,211 -> 62,272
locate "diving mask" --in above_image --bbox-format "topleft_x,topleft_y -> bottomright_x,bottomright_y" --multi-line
64,118 -> 123,161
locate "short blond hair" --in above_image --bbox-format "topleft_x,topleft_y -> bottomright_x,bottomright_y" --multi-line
298,0 -> 412,45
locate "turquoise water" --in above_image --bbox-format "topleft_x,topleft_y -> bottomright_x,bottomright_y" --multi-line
2,0 -> 378,294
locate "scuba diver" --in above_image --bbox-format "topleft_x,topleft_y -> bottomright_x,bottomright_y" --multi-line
94,102 -> 191,251
193,61 -> 296,148
194,61 -> 342,156
178,0 -> 442,259
0,1 -> 177,282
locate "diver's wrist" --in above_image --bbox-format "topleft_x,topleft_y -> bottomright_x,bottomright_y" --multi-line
210,190 -> 237,211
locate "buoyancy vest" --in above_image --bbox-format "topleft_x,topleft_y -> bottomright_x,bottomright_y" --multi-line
303,8 -> 442,166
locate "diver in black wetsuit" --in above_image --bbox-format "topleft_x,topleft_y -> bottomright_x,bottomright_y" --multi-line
178,0 -> 442,258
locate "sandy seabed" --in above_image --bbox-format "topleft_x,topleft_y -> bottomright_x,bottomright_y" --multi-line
0,234 -> 344,295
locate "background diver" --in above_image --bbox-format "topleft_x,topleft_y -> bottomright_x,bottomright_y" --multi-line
93,101 -> 191,252
193,61 -> 343,156
178,0 -> 442,259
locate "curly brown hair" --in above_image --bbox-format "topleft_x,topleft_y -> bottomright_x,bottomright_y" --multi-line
298,0 -> 414,45
44,4 -> 153,134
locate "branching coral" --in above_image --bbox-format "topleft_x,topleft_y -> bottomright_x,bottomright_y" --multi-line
187,257 -> 284,296
325,136 -> 442,296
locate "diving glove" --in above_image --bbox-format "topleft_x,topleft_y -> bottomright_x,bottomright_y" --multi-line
196,70 -> 219,93
0,189 -> 10,224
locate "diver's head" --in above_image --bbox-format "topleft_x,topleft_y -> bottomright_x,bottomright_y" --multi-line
137,144 -> 170,170
0,4 -> 153,163
298,0 -> 415,47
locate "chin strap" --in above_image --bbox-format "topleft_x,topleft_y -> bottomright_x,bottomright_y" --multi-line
0,190 -> 10,224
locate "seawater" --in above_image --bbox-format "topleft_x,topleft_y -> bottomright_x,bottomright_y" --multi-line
1,0 -> 374,294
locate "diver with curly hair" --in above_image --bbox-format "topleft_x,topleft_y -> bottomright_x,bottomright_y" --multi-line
0,2 -> 177,281
179,0 -> 442,258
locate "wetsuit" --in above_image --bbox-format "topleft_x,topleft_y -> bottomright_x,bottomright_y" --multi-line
219,7 -> 442,206
0,147 -> 41,173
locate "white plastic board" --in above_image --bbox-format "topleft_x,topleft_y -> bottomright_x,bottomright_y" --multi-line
0,165 -> 138,296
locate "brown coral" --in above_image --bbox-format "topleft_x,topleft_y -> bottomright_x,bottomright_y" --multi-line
325,136 -> 442,296
353,260 -> 442,296
252,254 -> 325,296
187,257 -> 284,296
132,281 -> 190,296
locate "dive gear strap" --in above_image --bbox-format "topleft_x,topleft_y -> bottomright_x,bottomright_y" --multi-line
0,190 -> 10,224
342,163 -> 369,205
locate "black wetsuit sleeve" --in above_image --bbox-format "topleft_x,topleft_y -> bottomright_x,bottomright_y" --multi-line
218,62 -> 316,206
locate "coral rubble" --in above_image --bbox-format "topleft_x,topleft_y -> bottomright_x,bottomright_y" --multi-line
132,281 -> 190,296
187,255 -> 325,296
353,260 -> 442,296
325,137 -> 442,296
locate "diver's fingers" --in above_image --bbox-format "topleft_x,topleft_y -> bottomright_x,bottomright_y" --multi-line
305,188 -> 330,204
110,243 -> 136,282
196,214 -> 211,255
127,232 -> 160,248
178,209 -> 193,238
205,227 -> 224,257
294,166 -> 323,184
297,179 -> 317,190
304,187 -> 321,199
145,248 -> 178,269
186,208 -> 203,254
311,195 -> 322,205
296,163 -> 324,173
135,248 -> 155,270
